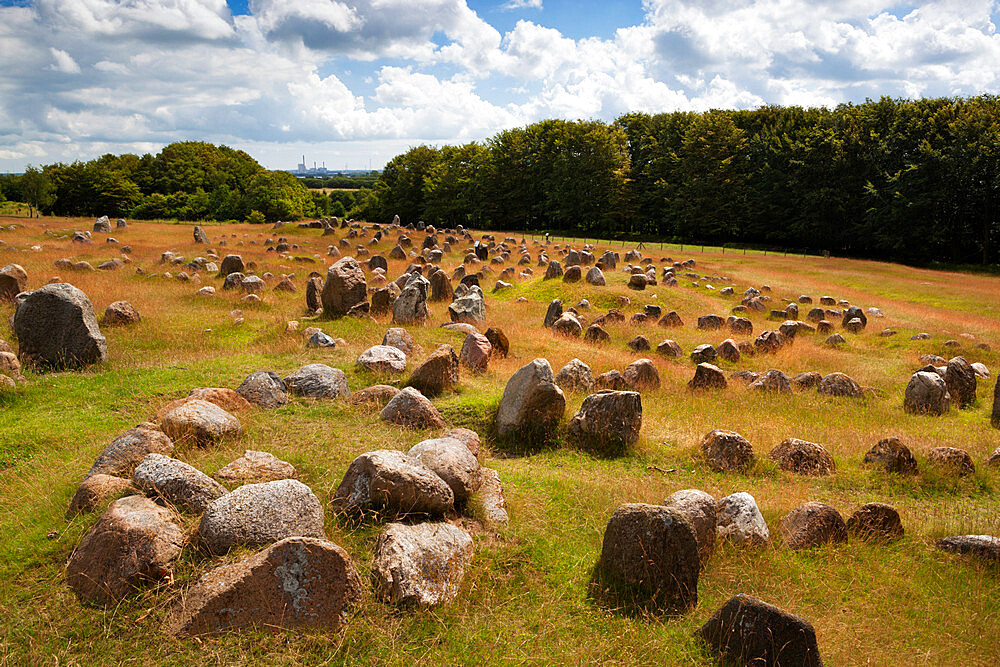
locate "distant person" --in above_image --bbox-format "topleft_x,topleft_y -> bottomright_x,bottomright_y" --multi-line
545,232 -> 550,244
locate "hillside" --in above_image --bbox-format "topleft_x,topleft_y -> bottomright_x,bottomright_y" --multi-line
1,216 -> 998,665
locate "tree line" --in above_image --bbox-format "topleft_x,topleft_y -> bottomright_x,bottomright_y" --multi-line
0,142 -> 336,223
352,97 -> 1000,266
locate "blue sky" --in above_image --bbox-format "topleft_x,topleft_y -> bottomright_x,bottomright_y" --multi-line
0,1 -> 998,172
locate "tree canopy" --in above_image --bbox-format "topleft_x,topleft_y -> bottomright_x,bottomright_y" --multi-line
354,96 -> 1000,266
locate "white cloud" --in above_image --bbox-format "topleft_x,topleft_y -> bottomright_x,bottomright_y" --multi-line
503,0 -> 543,9
48,48 -> 81,74
0,0 -> 998,171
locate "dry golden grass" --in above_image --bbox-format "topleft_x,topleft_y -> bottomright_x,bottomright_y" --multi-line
0,215 -> 998,665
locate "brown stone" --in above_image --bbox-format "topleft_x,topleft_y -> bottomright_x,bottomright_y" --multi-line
168,537 -> 362,637
780,501 -> 847,551
769,438 -> 835,476
408,344 -> 460,397
598,503 -> 699,611
66,495 -> 184,605
701,429 -> 754,472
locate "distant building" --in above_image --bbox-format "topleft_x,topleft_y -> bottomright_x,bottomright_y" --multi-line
288,155 -> 377,178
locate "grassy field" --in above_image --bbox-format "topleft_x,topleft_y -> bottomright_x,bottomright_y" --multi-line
0,216 -> 998,666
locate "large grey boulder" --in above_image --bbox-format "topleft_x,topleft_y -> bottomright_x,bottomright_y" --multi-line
496,359 -> 566,444
393,274 -> 430,324
132,453 -> 226,514
371,522 -> 474,608
236,370 -> 289,409
716,492 -> 769,546
407,437 -> 481,504
903,371 -> 950,415
13,283 -> 107,369
769,438 -> 836,476
321,256 -> 367,319
623,358 -> 660,391
283,363 -> 350,399
448,285 -> 486,323
160,399 -> 241,447
598,503 -> 700,611
198,479 -> 326,555
168,537 -> 362,637
568,390 -> 642,453
817,372 -> 863,398
66,495 -> 184,605
87,424 -> 174,479
585,266 -> 606,286
846,502 -> 904,541
696,594 -> 822,666
357,345 -> 407,374
331,449 -> 454,518
543,299 -> 562,328
862,437 -> 918,474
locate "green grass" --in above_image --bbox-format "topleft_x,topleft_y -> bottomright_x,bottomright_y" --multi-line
1,216 -> 999,665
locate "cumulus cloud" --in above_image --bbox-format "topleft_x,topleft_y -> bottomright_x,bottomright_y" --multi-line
0,0 -> 998,171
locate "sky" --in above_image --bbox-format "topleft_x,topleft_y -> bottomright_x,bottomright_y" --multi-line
1,0 -> 999,173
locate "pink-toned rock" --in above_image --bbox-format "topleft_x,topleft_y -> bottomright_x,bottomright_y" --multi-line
66,474 -> 135,518
66,495 -> 184,605
460,332 -> 492,372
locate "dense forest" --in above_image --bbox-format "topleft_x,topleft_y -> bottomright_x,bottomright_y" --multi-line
354,96 -> 1000,266
0,142 -> 341,224
0,96 -> 997,265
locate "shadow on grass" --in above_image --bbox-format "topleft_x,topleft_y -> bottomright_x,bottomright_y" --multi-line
584,561 -> 697,621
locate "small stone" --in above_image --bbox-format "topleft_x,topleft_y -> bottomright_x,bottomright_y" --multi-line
701,429 -> 754,472
716,492 -> 769,546
214,450 -> 297,485
846,502 -> 904,541
380,387 -> 446,429
780,501 -> 847,550
927,446 -> 975,476
862,437 -> 918,474
696,594 -> 822,667
769,438 -> 836,476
